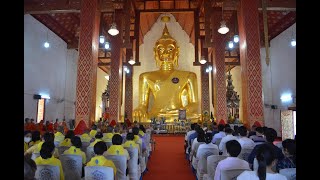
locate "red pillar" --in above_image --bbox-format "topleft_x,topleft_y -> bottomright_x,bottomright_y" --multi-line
201,40 -> 210,113
109,10 -> 123,122
212,10 -> 228,124
75,0 -> 100,127
238,0 -> 264,128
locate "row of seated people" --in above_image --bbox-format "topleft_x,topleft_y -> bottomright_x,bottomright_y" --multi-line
184,123 -> 296,180
24,122 -> 153,180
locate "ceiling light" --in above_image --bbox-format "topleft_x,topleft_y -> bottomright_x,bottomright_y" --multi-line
233,35 -> 239,43
200,56 -> 207,64
99,35 -> 105,44
228,41 -> 234,49
108,23 -> 119,36
44,41 -> 50,48
218,20 -> 229,34
290,39 -> 296,47
104,42 -> 110,49
128,56 -> 135,65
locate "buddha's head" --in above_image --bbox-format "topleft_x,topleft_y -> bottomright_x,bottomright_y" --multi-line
154,24 -> 180,69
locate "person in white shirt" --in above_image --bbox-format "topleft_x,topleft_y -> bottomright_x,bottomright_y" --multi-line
197,132 -> 219,158
237,143 -> 287,180
219,127 -> 238,155
237,126 -> 255,149
185,123 -> 196,141
214,140 -> 250,180
212,124 -> 226,144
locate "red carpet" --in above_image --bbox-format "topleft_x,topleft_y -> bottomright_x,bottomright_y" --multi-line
143,135 -> 195,180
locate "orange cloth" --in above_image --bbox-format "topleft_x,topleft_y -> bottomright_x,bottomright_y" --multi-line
47,123 -> 54,132
54,122 -> 59,131
24,123 -> 33,131
62,121 -> 68,134
218,119 -> 226,125
253,121 -> 262,127
30,123 -> 36,131
125,118 -> 132,127
109,119 -> 116,127
74,120 -> 88,135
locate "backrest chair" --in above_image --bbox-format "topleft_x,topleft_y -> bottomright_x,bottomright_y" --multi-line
105,155 -> 127,180
35,165 -> 60,180
279,168 -> 296,180
125,147 -> 140,180
220,168 -> 250,180
60,154 -> 83,180
86,146 -> 96,163
238,148 -> 254,162
203,155 -> 228,180
196,148 -> 219,180
84,166 -> 114,180
81,142 -> 90,152
58,146 -> 70,155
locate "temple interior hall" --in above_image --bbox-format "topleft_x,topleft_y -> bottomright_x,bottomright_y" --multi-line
24,0 -> 296,179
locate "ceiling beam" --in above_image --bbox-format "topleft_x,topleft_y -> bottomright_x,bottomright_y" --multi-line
98,62 -> 111,66
213,0 -> 295,10
225,61 -> 240,66
24,0 -> 115,14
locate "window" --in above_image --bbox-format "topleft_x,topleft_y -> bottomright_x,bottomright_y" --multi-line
37,98 -> 45,123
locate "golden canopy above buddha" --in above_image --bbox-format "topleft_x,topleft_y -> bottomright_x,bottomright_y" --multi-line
133,24 -> 200,123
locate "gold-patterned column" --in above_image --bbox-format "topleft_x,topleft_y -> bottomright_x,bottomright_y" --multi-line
124,49 -> 133,121
201,39 -> 210,113
109,10 -> 123,122
75,0 -> 100,127
238,0 -> 264,128
212,10 -> 227,124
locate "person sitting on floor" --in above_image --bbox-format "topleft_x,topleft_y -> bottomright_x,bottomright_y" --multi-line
86,141 -> 117,176
214,140 -> 250,180
24,130 -> 32,153
102,126 -> 114,142
34,141 -> 64,180
237,143 -> 286,180
63,136 -> 86,164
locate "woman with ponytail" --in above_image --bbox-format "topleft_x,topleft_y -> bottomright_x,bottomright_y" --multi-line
34,142 -> 65,180
237,143 -> 286,180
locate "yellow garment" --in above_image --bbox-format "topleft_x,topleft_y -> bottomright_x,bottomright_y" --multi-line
34,156 -> 64,180
54,132 -> 65,142
123,140 -> 139,149
89,139 -> 102,147
102,133 -> 114,142
134,135 -> 142,145
87,155 -> 117,176
89,130 -> 97,138
80,133 -> 92,143
139,130 -> 145,137
29,140 -> 41,147
59,138 -> 72,147
24,142 -> 29,153
123,140 -> 140,153
63,146 -> 86,164
26,141 -> 43,154
105,145 -> 130,160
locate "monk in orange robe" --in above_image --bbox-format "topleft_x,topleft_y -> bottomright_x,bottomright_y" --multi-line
109,119 -> 117,127
53,119 -> 59,132
62,119 -> 68,134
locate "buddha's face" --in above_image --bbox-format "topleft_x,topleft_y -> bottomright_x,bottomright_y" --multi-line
154,39 -> 179,67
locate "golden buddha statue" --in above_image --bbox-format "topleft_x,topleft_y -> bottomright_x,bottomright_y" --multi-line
133,24 -> 200,123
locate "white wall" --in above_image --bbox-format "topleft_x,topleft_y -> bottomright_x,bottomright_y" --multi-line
261,23 -> 296,135
24,14 -> 78,123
